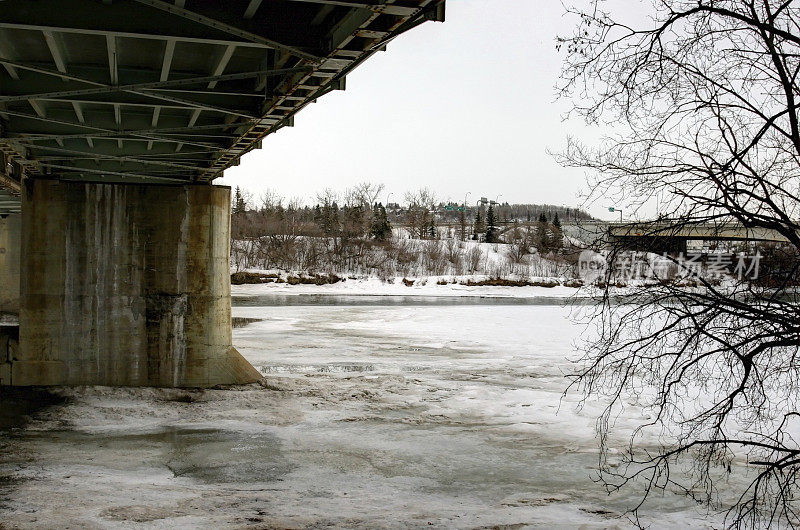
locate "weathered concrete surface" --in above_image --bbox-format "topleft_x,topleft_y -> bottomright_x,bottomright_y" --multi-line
0,323 -> 18,386
14,179 -> 261,387
0,213 -> 21,313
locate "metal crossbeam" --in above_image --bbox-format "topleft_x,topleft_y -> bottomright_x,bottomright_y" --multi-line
151,38 -> 176,150
282,0 -> 418,16
20,143 -> 206,171
0,61 -> 312,102
129,0 -> 322,62
126,89 -> 258,119
175,43 -> 239,152
36,162 -> 190,182
0,22 -> 272,49
243,0 -> 263,19
0,109 -> 224,150
0,58 -> 265,120
10,122 -> 250,142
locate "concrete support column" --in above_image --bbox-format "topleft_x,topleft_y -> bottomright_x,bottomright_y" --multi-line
0,213 -> 21,314
0,212 -> 21,385
12,179 -> 260,387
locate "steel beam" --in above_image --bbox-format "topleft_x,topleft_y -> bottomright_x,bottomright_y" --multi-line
282,0 -> 418,16
150,38 -> 176,148
0,62 -> 312,102
0,41 -> 19,80
0,109 -> 224,150
42,31 -> 67,75
11,122 -> 248,141
28,100 -> 46,118
23,94 -> 257,120
35,162 -> 190,182
126,88 -> 258,119
174,43 -> 239,152
243,0 -> 263,19
0,59 -> 262,120
129,0 -> 322,62
106,36 -> 119,85
0,22 -> 271,49
0,173 -> 21,194
22,143 -> 205,171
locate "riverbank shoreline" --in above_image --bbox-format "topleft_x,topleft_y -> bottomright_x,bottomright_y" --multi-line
231,273 -> 588,299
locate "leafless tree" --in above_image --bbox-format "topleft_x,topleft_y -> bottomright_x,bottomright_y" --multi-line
466,245 -> 484,273
404,187 -> 438,239
507,226 -> 533,263
558,1 -> 800,527
346,181 -> 385,209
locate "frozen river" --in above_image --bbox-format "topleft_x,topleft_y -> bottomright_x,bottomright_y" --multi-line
0,293 -> 724,528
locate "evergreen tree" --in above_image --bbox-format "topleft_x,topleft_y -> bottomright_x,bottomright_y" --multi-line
343,204 -> 363,239
428,215 -> 436,239
319,201 -> 340,236
320,202 -> 331,235
313,204 -> 322,229
485,204 -> 498,243
552,212 -> 563,249
473,210 -> 485,240
536,211 -> 550,251
370,203 -> 391,240
233,186 -> 246,214
379,203 -> 391,239
370,203 -> 380,239
459,207 -> 467,241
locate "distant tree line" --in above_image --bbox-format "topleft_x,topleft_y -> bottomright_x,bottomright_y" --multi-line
232,183 -> 392,243
228,182 -> 580,277
232,183 -> 588,245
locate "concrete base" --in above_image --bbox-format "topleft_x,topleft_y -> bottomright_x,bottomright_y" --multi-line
12,179 -> 261,387
0,323 -> 17,386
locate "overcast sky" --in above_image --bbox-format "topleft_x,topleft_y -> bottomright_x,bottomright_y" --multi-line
219,0 -> 642,220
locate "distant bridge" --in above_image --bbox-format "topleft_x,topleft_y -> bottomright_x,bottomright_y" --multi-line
561,221 -> 791,253
608,222 -> 789,243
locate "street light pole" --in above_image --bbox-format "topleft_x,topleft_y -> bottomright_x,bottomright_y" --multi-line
461,192 -> 471,242
495,194 -> 503,224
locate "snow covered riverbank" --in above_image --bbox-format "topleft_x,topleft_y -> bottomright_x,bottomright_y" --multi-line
232,274 -> 587,299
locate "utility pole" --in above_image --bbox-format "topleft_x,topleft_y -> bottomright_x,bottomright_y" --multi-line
461,192 -> 471,241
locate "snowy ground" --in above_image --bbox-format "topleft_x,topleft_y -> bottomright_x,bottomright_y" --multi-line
0,289 -> 743,528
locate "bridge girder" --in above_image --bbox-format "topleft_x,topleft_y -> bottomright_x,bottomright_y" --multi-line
0,0 -> 444,188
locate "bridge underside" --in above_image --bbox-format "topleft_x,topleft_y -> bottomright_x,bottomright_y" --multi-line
0,0 -> 443,387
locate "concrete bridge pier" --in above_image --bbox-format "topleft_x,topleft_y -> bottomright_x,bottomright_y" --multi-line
7,179 -> 260,387
0,213 -> 20,314
0,212 -> 21,385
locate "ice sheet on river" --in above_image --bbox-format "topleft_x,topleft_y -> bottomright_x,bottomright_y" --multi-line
0,294 -> 730,528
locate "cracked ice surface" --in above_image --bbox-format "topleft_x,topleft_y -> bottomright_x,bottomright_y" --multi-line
0,293 -> 728,528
